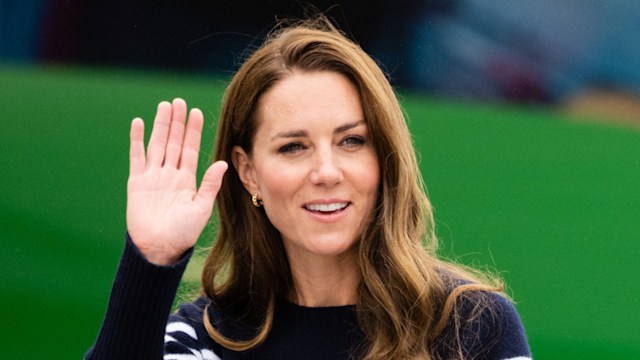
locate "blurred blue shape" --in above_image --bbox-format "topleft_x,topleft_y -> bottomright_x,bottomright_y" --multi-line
403,0 -> 640,101
0,0 -> 46,61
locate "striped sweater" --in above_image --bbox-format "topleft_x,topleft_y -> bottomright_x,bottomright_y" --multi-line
86,235 -> 532,359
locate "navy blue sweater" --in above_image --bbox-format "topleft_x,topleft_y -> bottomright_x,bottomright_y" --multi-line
86,236 -> 532,359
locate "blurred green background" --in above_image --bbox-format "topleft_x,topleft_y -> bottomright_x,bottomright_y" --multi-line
1,64 -> 639,358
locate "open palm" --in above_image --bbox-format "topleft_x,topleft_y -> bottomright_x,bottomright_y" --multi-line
126,99 -> 227,265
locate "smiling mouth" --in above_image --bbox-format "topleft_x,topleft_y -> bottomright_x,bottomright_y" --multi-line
304,202 -> 349,214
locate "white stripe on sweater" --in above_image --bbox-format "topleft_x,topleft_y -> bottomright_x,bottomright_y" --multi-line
201,349 -> 221,360
166,322 -> 198,340
163,355 -> 200,360
164,327 -> 221,360
163,348 -> 221,360
164,334 -> 177,344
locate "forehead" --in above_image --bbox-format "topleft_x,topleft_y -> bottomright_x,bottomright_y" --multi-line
254,70 -> 364,134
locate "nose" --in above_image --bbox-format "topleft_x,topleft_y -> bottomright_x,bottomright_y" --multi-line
309,147 -> 343,187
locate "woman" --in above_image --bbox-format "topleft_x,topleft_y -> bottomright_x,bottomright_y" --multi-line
87,19 -> 531,359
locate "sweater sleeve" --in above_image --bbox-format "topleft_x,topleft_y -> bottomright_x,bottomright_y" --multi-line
483,294 -> 532,360
85,233 -> 192,360
458,292 -> 532,360
434,290 -> 532,360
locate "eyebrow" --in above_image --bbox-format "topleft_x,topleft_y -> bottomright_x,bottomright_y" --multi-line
270,120 -> 365,141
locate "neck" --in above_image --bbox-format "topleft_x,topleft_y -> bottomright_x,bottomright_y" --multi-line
286,250 -> 360,307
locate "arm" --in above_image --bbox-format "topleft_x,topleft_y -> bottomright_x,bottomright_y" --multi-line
434,290 -> 532,360
86,99 -> 228,359
484,294 -> 532,360
455,292 -> 532,360
85,234 -> 191,359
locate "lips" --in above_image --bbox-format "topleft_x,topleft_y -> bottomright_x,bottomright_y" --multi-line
304,202 -> 349,213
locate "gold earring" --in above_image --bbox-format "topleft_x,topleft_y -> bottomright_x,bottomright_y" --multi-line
251,194 -> 263,207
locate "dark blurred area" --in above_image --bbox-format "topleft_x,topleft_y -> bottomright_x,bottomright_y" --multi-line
2,0 -> 640,108
1,0 -> 429,79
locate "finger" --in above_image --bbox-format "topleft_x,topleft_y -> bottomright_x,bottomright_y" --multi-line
164,98 -> 188,168
179,107 -> 204,174
146,101 -> 172,167
195,161 -> 228,210
129,118 -> 146,176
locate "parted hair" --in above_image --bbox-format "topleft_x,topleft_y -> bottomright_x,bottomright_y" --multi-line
202,17 -> 504,360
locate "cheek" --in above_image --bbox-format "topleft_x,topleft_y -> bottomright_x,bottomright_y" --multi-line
361,156 -> 381,195
257,168 -> 305,232
255,164 -> 302,201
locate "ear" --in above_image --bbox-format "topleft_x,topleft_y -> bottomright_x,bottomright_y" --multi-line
231,145 -> 260,195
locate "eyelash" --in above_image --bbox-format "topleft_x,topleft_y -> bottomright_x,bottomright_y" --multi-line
277,136 -> 366,154
341,135 -> 365,147
278,142 -> 306,154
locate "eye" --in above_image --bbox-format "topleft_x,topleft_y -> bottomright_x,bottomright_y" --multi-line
278,142 -> 306,154
340,135 -> 366,148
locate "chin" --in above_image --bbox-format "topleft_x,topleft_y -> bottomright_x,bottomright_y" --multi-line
306,235 -> 359,257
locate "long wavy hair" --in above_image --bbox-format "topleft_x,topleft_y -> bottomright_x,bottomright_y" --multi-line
202,18 -> 504,360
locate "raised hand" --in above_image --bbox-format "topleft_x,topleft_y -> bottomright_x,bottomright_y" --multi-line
126,98 -> 228,265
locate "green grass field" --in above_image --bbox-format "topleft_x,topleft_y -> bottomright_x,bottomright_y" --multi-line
1,64 -> 639,358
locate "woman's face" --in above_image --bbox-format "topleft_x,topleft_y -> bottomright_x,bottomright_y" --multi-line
234,70 -> 380,260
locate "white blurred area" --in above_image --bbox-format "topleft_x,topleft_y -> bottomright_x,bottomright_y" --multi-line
391,0 -> 640,125
405,1 -> 640,97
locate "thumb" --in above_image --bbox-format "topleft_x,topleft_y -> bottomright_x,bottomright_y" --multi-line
195,160 -> 228,208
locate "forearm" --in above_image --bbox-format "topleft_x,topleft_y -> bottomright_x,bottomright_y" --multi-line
85,233 -> 192,359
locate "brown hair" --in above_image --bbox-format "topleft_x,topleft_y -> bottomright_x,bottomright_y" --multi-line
202,18 -> 503,359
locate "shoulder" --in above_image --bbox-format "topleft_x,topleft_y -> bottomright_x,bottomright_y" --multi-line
435,279 -> 532,359
165,296 -> 224,359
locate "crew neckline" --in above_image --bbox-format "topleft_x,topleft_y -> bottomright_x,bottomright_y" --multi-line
278,297 -> 356,310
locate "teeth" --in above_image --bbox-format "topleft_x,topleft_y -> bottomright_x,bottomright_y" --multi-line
305,203 -> 348,212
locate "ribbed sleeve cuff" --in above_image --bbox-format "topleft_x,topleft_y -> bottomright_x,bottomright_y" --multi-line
86,233 -> 193,359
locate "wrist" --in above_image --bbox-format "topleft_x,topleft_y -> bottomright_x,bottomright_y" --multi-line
141,249 -> 182,266
126,232 -> 189,266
